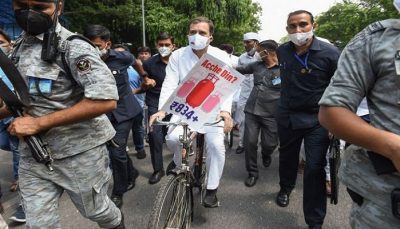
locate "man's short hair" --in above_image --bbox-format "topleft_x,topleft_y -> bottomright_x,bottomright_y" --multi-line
112,44 -> 129,51
287,10 -> 314,24
189,16 -> 215,35
219,44 -> 234,54
83,25 -> 111,41
0,29 -> 11,43
259,40 -> 278,52
156,32 -> 174,44
137,46 -> 151,53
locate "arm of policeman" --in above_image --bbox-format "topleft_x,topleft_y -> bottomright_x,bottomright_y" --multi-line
318,28 -> 400,171
319,106 -> 400,171
8,39 -> 118,137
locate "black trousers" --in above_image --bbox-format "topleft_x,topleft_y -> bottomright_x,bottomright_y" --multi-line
244,113 -> 278,177
278,123 -> 329,226
108,117 -> 136,196
148,106 -> 164,173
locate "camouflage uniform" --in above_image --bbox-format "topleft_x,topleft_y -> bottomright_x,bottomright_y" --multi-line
319,19 -> 400,228
13,23 -> 121,228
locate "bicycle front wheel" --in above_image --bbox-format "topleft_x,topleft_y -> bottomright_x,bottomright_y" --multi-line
148,173 -> 193,229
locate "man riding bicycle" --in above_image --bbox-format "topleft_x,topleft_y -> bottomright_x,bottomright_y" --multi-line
149,16 -> 233,208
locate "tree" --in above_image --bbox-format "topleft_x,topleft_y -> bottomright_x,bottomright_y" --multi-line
315,0 -> 397,48
63,0 -> 261,54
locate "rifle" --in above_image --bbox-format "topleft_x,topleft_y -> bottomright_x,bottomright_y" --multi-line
328,137 -> 341,205
0,49 -> 54,171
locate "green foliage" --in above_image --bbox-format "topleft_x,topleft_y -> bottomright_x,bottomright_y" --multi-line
63,0 -> 261,54
315,0 -> 398,48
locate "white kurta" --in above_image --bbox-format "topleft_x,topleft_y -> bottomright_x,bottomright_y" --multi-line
159,45 -> 232,189
234,52 -> 256,146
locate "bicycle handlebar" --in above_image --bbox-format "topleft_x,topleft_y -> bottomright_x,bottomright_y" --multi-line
153,118 -> 224,127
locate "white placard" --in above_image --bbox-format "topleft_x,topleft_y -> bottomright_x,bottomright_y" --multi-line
161,53 -> 245,131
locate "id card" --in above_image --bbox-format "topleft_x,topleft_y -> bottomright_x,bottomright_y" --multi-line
272,76 -> 281,85
28,77 -> 53,95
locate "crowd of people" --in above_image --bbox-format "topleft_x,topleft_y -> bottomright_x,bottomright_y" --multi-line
0,0 -> 399,228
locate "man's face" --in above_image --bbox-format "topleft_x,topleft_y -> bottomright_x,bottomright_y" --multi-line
286,13 -> 314,34
156,38 -> 174,50
138,51 -> 151,61
188,22 -> 212,39
13,0 -> 59,18
91,37 -> 111,51
0,35 -> 11,52
243,40 -> 257,52
256,46 -> 268,59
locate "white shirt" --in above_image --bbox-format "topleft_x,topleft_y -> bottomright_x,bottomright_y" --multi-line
159,45 -> 233,114
237,52 -> 256,106
229,54 -> 239,68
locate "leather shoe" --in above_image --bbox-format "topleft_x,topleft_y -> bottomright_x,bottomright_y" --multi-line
111,194 -> 123,209
309,225 -> 322,229
136,149 -> 146,159
262,155 -> 272,168
235,146 -> 244,154
203,189 -> 219,208
127,169 -> 139,190
149,170 -> 165,184
244,176 -> 257,187
276,191 -> 290,207
166,161 -> 176,174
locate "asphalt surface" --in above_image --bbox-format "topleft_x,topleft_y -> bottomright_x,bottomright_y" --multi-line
0,133 -> 352,229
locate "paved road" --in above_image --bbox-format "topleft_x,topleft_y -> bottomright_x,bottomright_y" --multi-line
0,134 -> 352,228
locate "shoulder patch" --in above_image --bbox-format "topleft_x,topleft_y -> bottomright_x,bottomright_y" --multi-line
76,58 -> 91,73
367,19 -> 400,34
367,21 -> 384,34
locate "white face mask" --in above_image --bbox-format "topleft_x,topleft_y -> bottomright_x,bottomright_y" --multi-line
0,46 -> 11,56
99,47 -> 108,57
247,47 -> 256,56
394,0 -> 400,12
288,30 -> 314,46
188,33 -> 210,50
158,46 -> 172,57
253,51 -> 262,61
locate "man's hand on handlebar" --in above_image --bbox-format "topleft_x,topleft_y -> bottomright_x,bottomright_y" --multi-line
218,111 -> 233,134
149,111 -> 166,128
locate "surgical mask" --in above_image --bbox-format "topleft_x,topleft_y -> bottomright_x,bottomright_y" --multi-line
0,46 -> 11,56
247,43 -> 257,56
158,46 -> 172,57
253,51 -> 262,61
394,0 -> 400,12
188,33 -> 210,50
288,30 -> 314,46
14,9 -> 54,36
100,48 -> 108,57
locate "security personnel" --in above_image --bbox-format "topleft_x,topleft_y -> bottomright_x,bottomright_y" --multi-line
2,0 -> 123,228
235,40 -> 280,188
141,32 -> 175,185
319,16 -> 400,228
83,25 -> 142,209
275,10 -> 340,229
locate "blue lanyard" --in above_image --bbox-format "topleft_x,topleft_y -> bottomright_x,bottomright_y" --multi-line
294,52 -> 310,69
